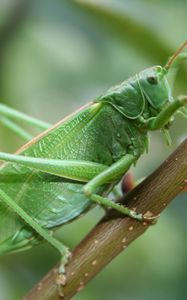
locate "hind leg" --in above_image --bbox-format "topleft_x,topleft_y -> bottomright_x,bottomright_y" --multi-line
0,104 -> 51,141
0,188 -> 71,294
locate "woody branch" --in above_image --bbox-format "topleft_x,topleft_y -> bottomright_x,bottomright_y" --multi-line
24,138 -> 187,300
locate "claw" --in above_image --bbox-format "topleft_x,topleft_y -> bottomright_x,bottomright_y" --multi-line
56,274 -> 67,286
142,212 -> 160,225
56,250 -> 72,298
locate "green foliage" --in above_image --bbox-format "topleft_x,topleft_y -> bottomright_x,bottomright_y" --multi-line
0,1 -> 186,299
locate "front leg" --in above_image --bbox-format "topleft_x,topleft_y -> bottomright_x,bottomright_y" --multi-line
83,154 -> 147,221
147,95 -> 187,130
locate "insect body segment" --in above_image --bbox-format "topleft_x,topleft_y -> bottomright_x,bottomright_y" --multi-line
97,65 -> 172,121
138,66 -> 172,109
0,43 -> 186,287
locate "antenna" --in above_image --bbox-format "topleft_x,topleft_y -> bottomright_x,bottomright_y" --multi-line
164,40 -> 187,71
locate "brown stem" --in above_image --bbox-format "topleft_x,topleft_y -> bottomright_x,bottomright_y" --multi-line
24,139 -> 187,300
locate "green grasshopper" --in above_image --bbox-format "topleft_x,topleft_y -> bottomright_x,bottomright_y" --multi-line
0,41 -> 186,287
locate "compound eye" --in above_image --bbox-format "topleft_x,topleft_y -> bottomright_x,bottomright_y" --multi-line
147,76 -> 158,85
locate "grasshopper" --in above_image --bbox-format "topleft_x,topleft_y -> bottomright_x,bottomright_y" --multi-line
0,42 -> 186,288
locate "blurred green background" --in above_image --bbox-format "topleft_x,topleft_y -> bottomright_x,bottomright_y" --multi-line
0,0 -> 187,299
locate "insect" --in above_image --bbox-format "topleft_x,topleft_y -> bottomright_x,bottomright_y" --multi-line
0,41 -> 186,288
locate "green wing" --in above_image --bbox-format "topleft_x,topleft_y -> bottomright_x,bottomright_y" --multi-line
0,103 -> 102,244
